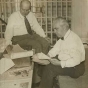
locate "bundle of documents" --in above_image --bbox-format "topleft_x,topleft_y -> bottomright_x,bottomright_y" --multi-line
4,44 -> 34,59
1,44 -> 33,74
11,51 -> 33,59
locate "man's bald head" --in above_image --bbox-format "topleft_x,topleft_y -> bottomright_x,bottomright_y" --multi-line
20,0 -> 31,16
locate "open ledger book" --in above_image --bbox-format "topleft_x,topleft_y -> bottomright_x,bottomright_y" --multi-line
32,52 -> 51,65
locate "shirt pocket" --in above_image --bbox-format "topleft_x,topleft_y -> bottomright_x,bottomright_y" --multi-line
13,24 -> 23,35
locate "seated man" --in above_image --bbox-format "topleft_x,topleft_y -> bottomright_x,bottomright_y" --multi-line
38,17 -> 85,88
5,0 -> 50,54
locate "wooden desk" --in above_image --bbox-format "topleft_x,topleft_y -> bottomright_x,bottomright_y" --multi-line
0,60 -> 34,88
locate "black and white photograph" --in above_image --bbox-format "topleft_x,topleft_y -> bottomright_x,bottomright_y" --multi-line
0,0 -> 88,88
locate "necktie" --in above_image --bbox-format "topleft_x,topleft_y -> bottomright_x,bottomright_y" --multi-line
24,17 -> 33,35
57,37 -> 64,40
61,37 -> 64,40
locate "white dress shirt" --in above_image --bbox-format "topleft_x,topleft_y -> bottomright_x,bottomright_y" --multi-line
5,11 -> 46,46
48,29 -> 85,68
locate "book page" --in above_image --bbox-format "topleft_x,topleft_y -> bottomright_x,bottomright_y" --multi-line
0,58 -> 15,74
37,52 -> 51,60
32,54 -> 50,65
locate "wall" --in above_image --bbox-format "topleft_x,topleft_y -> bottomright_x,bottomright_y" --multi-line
72,0 -> 88,43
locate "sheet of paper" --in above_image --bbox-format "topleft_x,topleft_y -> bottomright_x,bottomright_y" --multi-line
37,52 -> 51,60
32,54 -> 50,65
33,59 -> 50,65
0,58 -> 15,74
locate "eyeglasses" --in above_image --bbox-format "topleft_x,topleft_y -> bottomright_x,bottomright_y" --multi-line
21,8 -> 31,12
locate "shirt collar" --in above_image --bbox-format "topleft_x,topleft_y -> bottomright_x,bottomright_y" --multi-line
64,29 -> 71,40
18,11 -> 24,20
18,11 -> 31,19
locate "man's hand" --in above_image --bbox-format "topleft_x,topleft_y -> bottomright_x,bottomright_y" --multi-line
45,37 -> 51,43
12,36 -> 18,45
49,58 -> 61,66
6,45 -> 13,54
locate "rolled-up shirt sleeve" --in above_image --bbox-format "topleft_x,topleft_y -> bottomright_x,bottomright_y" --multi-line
48,47 -> 59,57
48,40 -> 61,57
5,16 -> 14,46
60,49 -> 82,68
30,13 -> 46,38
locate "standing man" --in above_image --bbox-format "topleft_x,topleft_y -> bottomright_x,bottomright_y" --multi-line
5,0 -> 50,54
38,17 -> 85,88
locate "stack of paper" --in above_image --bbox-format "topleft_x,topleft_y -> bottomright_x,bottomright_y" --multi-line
4,44 -> 34,59
11,51 -> 33,59
11,44 -> 34,59
0,44 -> 33,74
